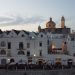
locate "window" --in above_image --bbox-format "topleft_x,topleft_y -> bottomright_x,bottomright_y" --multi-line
0,49 -> 6,55
27,43 -> 30,48
62,35 -> 65,38
41,34 -> 43,38
8,42 -> 11,49
73,53 -> 75,56
48,44 -> 52,54
18,51 -> 25,55
47,40 -> 49,45
1,41 -> 6,47
71,38 -> 74,41
21,34 -> 24,37
64,42 -> 67,44
7,50 -> 11,57
1,59 -> 6,65
27,51 -> 30,56
10,58 -> 15,63
19,59 -> 23,63
19,42 -> 23,49
39,50 -> 42,56
39,42 -> 42,47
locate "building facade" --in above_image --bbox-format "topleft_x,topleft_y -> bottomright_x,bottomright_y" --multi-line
0,16 -> 75,65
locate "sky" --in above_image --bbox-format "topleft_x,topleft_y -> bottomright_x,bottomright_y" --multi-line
0,0 -> 75,32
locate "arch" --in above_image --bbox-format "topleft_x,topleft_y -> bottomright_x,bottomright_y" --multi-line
18,30 -> 28,37
38,32 -> 45,38
10,58 -> 15,63
0,49 -> 6,55
55,58 -> 61,65
8,30 -> 18,37
18,51 -> 25,55
37,59 -> 44,65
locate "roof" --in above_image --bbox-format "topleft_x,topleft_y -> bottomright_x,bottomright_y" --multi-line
46,17 -> 56,28
0,29 -> 3,34
6,31 -> 11,35
13,30 -> 20,35
39,28 -> 70,34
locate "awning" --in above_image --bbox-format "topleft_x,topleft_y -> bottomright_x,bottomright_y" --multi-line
9,62 -> 16,65
68,59 -> 73,62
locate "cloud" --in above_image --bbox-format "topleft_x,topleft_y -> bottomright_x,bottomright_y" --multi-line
0,17 -> 13,22
0,15 -> 45,26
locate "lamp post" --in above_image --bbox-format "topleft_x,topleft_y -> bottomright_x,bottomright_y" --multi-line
6,58 -> 10,70
7,58 -> 10,62
33,54 -> 36,64
33,53 -> 36,59
31,36 -> 36,64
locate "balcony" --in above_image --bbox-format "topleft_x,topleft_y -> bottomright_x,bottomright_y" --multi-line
7,50 -> 11,57
17,48 -> 26,50
7,53 -> 11,57
48,48 -> 69,55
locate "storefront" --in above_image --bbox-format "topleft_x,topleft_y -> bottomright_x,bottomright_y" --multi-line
28,57 -> 32,64
67,59 -> 73,66
55,58 -> 61,65
37,58 -> 45,65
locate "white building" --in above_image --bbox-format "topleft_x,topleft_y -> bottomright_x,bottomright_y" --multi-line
0,16 -> 75,65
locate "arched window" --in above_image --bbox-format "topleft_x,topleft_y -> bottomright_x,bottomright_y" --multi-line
39,42 -> 42,47
10,58 -> 15,63
18,51 -> 25,55
0,49 -> 6,55
1,41 -> 6,47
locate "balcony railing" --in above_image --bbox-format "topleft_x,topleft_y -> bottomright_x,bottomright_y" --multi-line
17,48 -> 26,50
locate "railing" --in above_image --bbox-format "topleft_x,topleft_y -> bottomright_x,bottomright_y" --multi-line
17,48 -> 26,50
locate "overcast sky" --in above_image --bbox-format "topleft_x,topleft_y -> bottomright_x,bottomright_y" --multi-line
0,0 -> 75,31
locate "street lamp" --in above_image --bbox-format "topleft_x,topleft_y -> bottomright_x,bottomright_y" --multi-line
7,58 -> 10,63
33,54 -> 36,64
34,54 -> 36,57
6,58 -> 10,70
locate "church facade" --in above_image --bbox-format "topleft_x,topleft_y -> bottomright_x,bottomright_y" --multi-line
0,16 -> 75,65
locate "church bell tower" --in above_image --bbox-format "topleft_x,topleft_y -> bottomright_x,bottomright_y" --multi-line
61,16 -> 65,28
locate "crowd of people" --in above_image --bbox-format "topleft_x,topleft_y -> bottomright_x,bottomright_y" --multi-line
0,61 -> 74,70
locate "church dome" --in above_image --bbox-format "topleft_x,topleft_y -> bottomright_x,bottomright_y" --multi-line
46,17 -> 56,28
